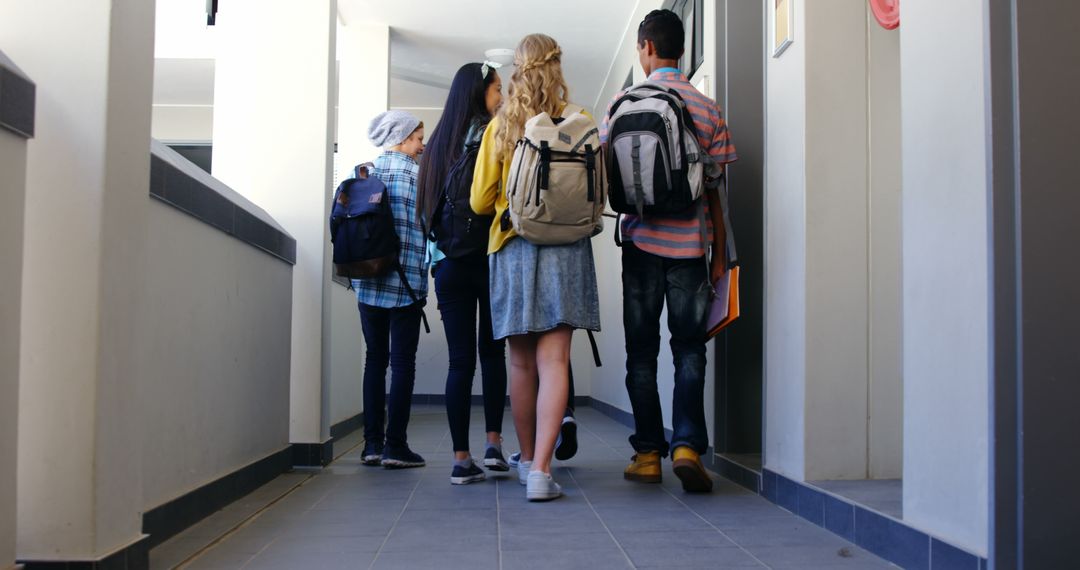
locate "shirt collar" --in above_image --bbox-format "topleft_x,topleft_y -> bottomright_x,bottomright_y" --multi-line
648,67 -> 687,82
383,149 -> 418,164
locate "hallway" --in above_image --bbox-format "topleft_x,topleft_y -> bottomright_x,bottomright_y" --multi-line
152,406 -> 895,569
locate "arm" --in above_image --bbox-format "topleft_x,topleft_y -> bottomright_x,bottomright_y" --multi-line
469,119 -> 501,216
706,165 -> 728,284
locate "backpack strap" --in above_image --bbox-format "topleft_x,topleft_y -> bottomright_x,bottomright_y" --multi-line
630,136 -> 646,217
586,330 -> 602,367
395,265 -> 431,334
584,144 -> 596,202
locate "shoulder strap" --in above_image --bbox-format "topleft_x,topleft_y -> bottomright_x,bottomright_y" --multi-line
394,265 -> 431,334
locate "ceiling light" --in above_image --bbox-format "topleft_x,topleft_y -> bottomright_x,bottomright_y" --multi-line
484,48 -> 515,67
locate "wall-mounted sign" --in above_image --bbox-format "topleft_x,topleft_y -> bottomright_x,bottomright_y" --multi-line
870,0 -> 899,30
773,0 -> 794,57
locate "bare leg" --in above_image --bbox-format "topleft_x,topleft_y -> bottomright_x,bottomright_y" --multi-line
532,326 -> 572,474
508,334 -> 539,462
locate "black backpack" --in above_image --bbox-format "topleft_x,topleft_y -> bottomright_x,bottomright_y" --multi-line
430,141 -> 492,258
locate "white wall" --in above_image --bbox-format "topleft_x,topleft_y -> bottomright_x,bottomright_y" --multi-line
329,283 -> 364,425
5,0 -> 155,559
0,103 -> 29,570
139,145 -> 293,510
212,0 -> 337,445
151,105 -> 213,142
900,0 -> 990,556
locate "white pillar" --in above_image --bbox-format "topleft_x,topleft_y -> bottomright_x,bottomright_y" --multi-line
765,0 -> 874,481
900,0 -> 991,556
212,0 -> 338,448
0,51 -> 32,570
1,0 -> 154,561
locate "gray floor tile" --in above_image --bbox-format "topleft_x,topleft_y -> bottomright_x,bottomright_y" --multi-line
152,405 -> 897,570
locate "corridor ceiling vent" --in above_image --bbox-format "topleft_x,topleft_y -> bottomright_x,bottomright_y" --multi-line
869,0 -> 899,29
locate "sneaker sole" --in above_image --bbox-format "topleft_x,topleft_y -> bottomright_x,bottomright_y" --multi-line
623,471 -> 662,484
526,490 -> 563,502
450,473 -> 486,485
381,459 -> 425,469
361,455 -> 382,466
483,458 -> 510,472
554,419 -> 578,461
672,459 -> 713,492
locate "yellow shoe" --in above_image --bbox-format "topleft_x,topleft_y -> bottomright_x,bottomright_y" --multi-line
672,447 -> 713,493
623,451 -> 662,483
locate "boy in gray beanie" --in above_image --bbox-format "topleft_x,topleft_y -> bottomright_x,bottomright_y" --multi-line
354,109 -> 428,469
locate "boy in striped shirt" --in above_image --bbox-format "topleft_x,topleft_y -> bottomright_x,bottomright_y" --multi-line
600,8 -> 738,493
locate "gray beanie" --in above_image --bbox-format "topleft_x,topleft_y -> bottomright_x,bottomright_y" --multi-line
368,110 -> 421,149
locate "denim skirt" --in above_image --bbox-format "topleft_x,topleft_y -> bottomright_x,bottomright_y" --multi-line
488,236 -> 601,340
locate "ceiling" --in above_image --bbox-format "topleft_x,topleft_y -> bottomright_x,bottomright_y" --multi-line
153,0 -> 639,112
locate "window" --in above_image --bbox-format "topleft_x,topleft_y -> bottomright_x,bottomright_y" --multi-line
669,0 -> 704,79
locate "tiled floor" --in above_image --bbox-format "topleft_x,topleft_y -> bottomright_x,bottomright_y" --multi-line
810,479 -> 903,520
152,405 -> 897,569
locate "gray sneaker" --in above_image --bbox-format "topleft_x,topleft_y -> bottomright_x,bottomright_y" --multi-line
526,470 -> 563,502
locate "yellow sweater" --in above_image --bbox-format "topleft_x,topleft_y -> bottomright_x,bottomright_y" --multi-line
469,108 -> 592,254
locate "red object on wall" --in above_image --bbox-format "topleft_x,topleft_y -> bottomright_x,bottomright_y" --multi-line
869,0 -> 900,29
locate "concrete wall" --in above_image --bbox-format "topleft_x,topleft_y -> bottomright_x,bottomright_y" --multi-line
138,148 -> 293,510
900,0 -> 991,556
151,105 -> 213,142
0,71 -> 29,570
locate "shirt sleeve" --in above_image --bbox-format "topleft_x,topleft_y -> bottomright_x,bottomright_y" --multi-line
469,118 -> 502,216
708,107 -> 738,164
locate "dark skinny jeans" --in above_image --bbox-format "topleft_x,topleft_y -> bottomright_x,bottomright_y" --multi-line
359,300 -> 424,449
434,255 -> 507,452
622,242 -> 711,457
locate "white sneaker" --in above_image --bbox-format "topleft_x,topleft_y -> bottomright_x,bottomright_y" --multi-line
526,470 -> 563,502
517,458 -> 533,485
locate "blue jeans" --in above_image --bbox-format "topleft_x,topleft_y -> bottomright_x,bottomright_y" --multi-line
359,300 -> 424,449
621,242 -> 711,457
434,255 -> 507,452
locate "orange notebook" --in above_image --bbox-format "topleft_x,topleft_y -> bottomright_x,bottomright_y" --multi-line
706,265 -> 740,338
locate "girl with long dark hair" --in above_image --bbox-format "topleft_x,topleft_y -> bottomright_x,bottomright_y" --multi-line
417,62 -> 507,485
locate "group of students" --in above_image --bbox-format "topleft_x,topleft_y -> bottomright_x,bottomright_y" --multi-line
345,9 -> 737,502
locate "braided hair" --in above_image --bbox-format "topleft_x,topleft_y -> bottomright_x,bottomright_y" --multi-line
492,34 -> 570,158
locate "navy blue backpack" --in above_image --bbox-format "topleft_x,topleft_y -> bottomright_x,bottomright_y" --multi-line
330,163 -> 399,279
330,163 -> 430,332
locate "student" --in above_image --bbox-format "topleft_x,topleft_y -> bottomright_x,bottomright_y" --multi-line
470,33 -> 601,501
600,9 -> 737,492
355,110 -> 430,469
416,62 -> 510,485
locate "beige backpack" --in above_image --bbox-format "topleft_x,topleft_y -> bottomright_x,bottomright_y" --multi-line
504,104 -> 606,245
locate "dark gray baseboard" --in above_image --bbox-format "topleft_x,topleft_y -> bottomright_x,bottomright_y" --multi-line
141,447 -> 291,548
713,454 -> 762,494
291,440 -> 333,467
19,535 -> 149,570
762,468 -> 987,570
330,412 -> 364,441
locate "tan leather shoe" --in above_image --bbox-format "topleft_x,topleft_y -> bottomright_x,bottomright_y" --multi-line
623,451 -> 662,483
672,447 -> 713,492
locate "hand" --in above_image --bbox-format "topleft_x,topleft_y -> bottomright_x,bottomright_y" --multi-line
710,254 -> 728,285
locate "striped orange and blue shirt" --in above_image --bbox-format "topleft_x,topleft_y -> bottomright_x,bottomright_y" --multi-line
599,68 -> 738,259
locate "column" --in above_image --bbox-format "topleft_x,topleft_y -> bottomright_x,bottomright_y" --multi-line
212,0 -> 338,456
0,50 -> 34,570
765,0 -> 871,481
0,0 -> 154,563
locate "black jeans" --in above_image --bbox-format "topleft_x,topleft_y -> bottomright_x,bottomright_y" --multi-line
359,300 -> 424,449
434,255 -> 507,452
622,242 -> 711,456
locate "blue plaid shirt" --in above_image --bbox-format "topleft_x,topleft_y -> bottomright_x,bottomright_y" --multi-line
352,151 -> 430,308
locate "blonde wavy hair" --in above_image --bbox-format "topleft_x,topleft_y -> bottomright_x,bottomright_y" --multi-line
493,33 -> 570,158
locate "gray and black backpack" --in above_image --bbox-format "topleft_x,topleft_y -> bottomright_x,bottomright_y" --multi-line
605,81 -> 705,216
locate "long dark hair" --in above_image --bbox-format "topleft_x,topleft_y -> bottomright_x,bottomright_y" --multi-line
416,62 -> 497,233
